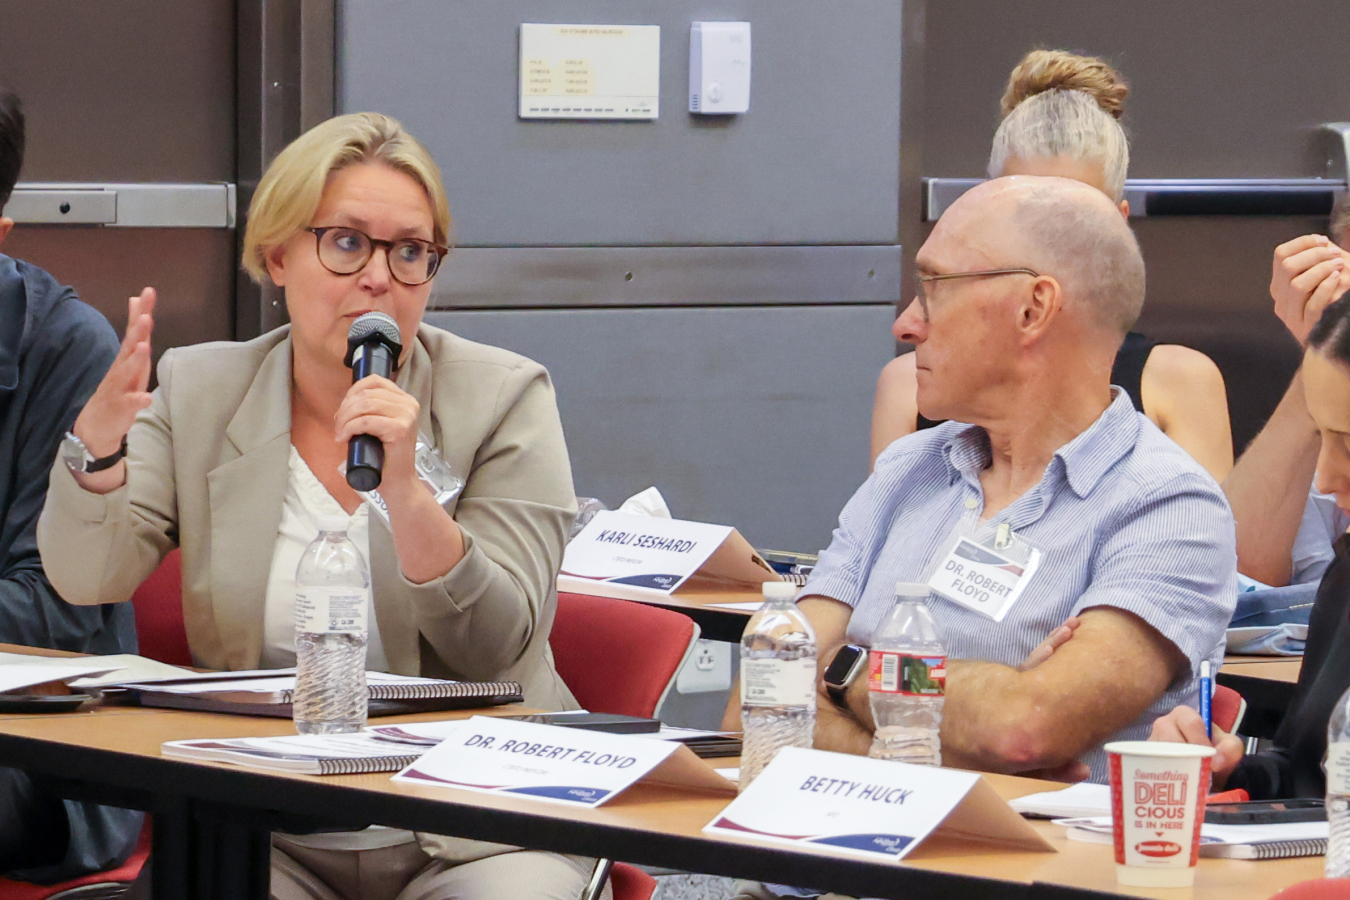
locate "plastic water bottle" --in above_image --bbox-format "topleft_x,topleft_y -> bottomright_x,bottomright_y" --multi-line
293,515 -> 370,734
868,583 -> 946,765
739,581 -> 817,789
1325,684 -> 1350,876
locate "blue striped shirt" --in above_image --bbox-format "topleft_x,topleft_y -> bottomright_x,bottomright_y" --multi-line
805,390 -> 1237,782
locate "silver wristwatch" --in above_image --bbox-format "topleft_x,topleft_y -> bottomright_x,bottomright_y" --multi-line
61,431 -> 128,474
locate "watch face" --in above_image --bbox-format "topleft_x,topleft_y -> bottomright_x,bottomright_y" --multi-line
824,644 -> 867,686
61,435 -> 91,472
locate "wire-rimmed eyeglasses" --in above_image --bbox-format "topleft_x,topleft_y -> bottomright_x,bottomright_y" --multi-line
307,226 -> 450,286
915,267 -> 1040,318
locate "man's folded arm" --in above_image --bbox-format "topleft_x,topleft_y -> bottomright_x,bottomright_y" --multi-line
936,606 -> 1185,773
814,601 -> 1185,773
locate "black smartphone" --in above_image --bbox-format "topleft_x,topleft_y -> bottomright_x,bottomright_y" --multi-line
1203,798 -> 1326,825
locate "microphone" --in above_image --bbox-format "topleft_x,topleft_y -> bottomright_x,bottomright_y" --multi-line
342,312 -> 403,491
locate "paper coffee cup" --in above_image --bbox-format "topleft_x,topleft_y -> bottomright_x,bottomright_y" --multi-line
1106,740 -> 1215,888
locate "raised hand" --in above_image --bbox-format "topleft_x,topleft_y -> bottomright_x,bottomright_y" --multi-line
70,288 -> 157,490
1271,235 -> 1350,345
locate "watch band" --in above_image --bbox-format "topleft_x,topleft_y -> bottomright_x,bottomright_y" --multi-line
826,681 -> 851,710
85,435 -> 129,472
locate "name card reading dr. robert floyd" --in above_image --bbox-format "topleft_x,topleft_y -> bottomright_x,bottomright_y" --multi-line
392,716 -> 733,808
704,747 -> 1053,861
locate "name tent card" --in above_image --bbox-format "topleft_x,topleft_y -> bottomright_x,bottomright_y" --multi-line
558,510 -> 779,603
392,716 -> 734,807
704,747 -> 1054,861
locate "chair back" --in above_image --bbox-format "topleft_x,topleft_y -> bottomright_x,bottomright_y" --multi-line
551,593 -> 700,718
1213,684 -> 1246,735
130,549 -> 193,667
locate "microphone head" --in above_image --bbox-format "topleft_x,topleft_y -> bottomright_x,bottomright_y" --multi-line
344,311 -> 403,367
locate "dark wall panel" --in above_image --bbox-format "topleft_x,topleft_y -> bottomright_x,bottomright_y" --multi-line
0,0 -> 236,183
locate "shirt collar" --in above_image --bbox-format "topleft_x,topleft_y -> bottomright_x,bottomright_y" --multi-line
940,389 -> 1139,500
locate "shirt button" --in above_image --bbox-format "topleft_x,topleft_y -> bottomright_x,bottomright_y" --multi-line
964,498 -> 978,509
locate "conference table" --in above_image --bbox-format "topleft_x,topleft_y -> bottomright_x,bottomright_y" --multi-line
0,698 -> 1323,900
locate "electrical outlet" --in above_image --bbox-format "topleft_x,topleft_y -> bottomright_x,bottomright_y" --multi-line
675,639 -> 732,694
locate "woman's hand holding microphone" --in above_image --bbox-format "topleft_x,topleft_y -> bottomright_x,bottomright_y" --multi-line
69,288 -> 157,494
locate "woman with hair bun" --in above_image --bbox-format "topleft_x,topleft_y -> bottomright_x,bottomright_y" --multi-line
872,50 -> 1234,482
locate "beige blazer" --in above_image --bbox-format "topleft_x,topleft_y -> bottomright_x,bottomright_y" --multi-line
39,324 -> 578,711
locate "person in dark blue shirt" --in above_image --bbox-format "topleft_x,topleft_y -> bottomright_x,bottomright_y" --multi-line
0,87 -> 142,884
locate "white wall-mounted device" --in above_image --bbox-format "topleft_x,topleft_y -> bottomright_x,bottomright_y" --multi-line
689,21 -> 751,115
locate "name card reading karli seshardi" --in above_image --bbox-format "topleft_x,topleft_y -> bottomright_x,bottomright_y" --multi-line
559,510 -> 779,602
704,747 -> 1054,861
392,716 -> 733,808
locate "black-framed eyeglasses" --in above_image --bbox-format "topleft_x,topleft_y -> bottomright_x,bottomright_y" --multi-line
307,226 -> 450,286
915,267 -> 1040,319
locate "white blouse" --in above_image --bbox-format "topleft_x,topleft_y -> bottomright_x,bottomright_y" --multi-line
264,445 -> 410,851
261,446 -> 390,673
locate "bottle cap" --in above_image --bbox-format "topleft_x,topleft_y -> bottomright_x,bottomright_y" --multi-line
894,582 -> 930,598
317,515 -> 350,534
762,581 -> 799,601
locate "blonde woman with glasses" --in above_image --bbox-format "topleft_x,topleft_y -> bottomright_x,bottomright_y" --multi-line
38,112 -> 605,900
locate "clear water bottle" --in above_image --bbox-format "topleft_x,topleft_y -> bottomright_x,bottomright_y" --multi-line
1325,684 -> 1350,877
293,515 -> 370,734
739,581 -> 817,790
868,583 -> 946,765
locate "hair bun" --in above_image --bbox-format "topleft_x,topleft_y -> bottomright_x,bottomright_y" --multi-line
1000,49 -> 1128,120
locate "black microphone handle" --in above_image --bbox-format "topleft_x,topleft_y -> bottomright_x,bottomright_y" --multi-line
347,435 -> 385,492
345,339 -> 397,490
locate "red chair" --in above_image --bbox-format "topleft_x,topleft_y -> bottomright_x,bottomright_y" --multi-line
0,820 -> 150,900
607,864 -> 657,900
552,592 -> 700,900
129,549 -> 192,667
1270,879 -> 1350,899
552,592 -> 700,719
1213,684 -> 1246,735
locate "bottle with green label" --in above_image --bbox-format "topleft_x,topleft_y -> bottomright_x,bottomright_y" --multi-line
868,582 -> 946,765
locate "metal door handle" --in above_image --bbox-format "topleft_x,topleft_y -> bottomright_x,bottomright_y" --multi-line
6,183 -> 236,228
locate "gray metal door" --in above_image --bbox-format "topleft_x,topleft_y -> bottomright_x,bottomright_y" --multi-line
339,0 -> 913,551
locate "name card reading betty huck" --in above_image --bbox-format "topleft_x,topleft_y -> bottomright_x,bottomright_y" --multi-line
558,510 -> 779,602
704,747 -> 1054,861
392,716 -> 735,808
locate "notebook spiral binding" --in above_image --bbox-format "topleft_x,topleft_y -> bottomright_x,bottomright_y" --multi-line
316,755 -> 422,776
1247,838 -> 1327,859
278,681 -> 522,703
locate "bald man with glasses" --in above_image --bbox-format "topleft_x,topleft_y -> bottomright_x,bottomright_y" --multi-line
726,176 -> 1236,785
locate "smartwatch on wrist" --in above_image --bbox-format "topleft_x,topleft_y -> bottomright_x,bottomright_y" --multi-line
61,432 -> 128,474
823,644 -> 869,710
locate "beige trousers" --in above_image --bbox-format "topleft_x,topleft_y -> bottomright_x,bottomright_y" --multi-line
271,836 -> 612,900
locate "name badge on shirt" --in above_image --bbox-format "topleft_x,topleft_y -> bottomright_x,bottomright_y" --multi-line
927,530 -> 1042,623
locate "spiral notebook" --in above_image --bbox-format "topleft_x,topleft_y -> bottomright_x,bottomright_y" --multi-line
1059,816 -> 1328,859
107,669 -> 523,718
163,732 -> 427,775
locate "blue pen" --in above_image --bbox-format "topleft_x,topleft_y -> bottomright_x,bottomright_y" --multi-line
1199,660 -> 1213,739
